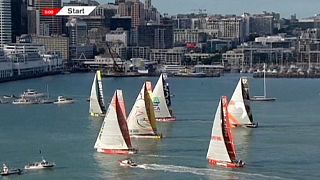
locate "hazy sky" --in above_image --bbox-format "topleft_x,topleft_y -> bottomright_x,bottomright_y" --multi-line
95,0 -> 320,18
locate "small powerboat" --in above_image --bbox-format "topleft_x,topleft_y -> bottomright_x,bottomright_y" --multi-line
24,158 -> 55,170
119,159 -> 137,167
53,96 -> 75,104
1,164 -> 22,176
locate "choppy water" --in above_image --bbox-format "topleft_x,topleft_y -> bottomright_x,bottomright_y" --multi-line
0,73 -> 319,179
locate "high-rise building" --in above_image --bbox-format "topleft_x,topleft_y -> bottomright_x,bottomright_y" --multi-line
27,7 -> 40,35
144,0 -> 151,10
0,0 -> 12,47
138,24 -> 173,49
66,18 -> 88,46
30,0 -> 62,35
118,0 -> 145,29
131,0 -> 145,28
11,0 -> 28,43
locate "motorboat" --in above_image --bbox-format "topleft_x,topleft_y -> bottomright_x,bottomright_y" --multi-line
12,98 -> 36,105
53,96 -> 75,104
21,89 -> 45,99
24,158 -> 55,170
1,164 -> 22,176
119,159 -> 137,167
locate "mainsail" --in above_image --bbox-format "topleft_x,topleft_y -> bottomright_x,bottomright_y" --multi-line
207,96 -> 242,168
94,90 -> 135,154
89,70 -> 106,116
228,77 -> 256,127
153,74 -> 175,121
127,81 -> 160,137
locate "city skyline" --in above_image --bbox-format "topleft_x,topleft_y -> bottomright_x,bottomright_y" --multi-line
96,0 -> 320,18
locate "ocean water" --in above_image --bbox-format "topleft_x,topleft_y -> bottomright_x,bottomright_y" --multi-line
0,73 -> 319,179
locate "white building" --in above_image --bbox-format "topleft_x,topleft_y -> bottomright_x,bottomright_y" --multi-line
106,28 -> 128,47
150,48 -> 186,65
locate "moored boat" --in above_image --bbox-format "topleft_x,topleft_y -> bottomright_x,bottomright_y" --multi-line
251,63 -> 276,101
12,98 -> 36,105
153,73 -> 176,122
1,164 -> 22,176
207,96 -> 245,168
53,96 -> 75,104
94,90 -> 137,155
21,89 -> 45,99
227,77 -> 258,128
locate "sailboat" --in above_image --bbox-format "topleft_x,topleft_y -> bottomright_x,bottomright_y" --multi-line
251,63 -> 276,101
228,77 -> 258,128
207,96 -> 245,168
89,70 -> 106,117
152,73 -> 176,122
94,90 -> 137,155
127,81 -> 162,139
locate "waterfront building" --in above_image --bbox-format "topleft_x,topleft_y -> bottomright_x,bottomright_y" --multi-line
32,35 -> 69,61
206,39 -> 233,53
0,50 -> 13,79
2,39 -> 63,77
150,48 -> 186,65
138,24 -> 173,49
128,46 -> 150,60
0,0 -> 12,48
30,0 -> 62,35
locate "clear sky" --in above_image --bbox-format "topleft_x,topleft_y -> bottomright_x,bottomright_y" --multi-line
90,0 -> 320,18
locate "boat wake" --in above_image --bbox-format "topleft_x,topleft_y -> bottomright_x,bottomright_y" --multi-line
136,164 -> 289,180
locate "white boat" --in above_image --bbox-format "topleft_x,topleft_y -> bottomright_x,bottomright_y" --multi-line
207,96 -> 245,168
12,98 -> 36,105
228,77 -> 258,128
53,96 -> 75,104
1,164 -> 22,176
251,64 -> 276,102
21,89 -> 45,99
89,70 -> 106,117
152,73 -> 176,122
94,90 -> 137,155
127,81 -> 162,139
119,159 -> 137,167
24,158 -> 55,170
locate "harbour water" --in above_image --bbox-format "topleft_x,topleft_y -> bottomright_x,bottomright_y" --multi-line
0,73 -> 319,179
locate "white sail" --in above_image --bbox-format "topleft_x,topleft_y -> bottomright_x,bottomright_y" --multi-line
127,82 -> 157,136
153,74 -> 172,118
94,91 -> 129,150
207,98 -> 232,162
89,71 -> 106,116
228,77 -> 253,125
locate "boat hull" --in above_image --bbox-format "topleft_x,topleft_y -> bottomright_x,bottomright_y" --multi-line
1,169 -> 22,176
232,122 -> 258,128
156,117 -> 176,122
130,134 -> 162,139
250,97 -> 276,101
208,159 -> 244,168
97,148 -> 137,155
90,112 -> 105,117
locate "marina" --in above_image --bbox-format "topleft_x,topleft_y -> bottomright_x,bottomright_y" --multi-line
0,73 -> 319,179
